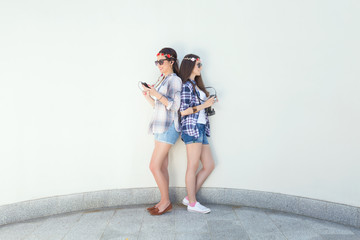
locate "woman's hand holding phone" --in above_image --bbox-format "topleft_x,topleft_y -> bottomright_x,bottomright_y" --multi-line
142,82 -> 151,89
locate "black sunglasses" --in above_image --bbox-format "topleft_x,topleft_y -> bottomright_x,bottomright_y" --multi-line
197,62 -> 202,68
154,59 -> 169,66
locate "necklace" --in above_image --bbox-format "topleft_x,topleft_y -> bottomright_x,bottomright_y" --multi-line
154,73 -> 173,89
154,75 -> 165,89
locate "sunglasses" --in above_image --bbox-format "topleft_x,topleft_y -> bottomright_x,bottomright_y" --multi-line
154,59 -> 169,66
197,62 -> 202,68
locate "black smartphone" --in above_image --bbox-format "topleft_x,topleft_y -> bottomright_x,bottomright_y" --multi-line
209,94 -> 217,101
141,82 -> 150,88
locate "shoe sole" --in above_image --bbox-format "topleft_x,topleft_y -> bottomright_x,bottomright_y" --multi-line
187,208 -> 211,214
150,210 -> 172,215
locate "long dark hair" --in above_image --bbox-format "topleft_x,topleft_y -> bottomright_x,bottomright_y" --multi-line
158,47 -> 180,76
179,54 -> 209,97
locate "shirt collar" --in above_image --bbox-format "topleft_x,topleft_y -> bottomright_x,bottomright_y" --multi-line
164,73 -> 175,79
188,79 -> 196,84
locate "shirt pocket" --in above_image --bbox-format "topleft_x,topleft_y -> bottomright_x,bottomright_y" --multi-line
158,83 -> 168,96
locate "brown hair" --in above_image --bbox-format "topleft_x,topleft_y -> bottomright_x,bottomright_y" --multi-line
179,54 -> 209,97
158,47 -> 180,76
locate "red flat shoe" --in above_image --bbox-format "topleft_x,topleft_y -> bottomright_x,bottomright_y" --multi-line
150,203 -> 172,215
147,205 -> 157,211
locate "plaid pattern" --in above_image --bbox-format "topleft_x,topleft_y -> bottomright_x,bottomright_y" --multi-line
149,73 -> 182,134
180,80 -> 210,138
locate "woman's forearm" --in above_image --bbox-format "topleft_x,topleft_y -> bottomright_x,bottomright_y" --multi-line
154,92 -> 169,108
145,95 -> 155,108
180,103 -> 207,116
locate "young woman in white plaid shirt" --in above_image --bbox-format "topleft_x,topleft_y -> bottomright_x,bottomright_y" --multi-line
142,48 -> 182,215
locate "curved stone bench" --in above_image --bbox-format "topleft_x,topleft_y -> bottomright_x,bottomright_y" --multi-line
1,187 -> 359,228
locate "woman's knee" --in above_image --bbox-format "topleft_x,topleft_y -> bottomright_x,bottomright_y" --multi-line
204,160 -> 215,173
186,162 -> 199,174
149,161 -> 160,173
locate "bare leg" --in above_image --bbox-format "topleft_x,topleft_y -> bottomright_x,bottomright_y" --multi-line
149,141 -> 172,212
162,154 -> 169,188
154,154 -> 169,208
185,143 -> 203,204
194,144 -> 215,193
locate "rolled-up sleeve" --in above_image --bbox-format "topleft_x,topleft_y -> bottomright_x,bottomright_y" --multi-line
166,77 -> 182,111
180,84 -> 192,112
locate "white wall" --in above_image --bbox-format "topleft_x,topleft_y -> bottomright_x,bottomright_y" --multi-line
1,0 -> 359,207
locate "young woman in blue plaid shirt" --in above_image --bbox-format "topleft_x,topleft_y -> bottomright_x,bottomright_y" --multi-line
142,48 -> 182,215
179,54 -> 217,214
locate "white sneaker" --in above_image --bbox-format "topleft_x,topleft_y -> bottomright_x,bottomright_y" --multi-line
187,202 -> 211,214
182,197 -> 189,206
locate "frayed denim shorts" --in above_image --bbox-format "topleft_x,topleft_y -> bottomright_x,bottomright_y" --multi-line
181,123 -> 209,145
154,122 -> 180,145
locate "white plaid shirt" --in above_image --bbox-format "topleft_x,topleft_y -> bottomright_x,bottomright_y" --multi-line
148,73 -> 182,134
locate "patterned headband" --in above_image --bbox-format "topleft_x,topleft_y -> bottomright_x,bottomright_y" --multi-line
183,57 -> 200,62
157,53 -> 174,59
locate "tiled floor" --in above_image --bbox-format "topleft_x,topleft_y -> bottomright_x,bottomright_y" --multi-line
0,204 -> 359,240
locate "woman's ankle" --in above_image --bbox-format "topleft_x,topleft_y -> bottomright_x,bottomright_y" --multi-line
159,199 -> 171,205
189,201 -> 197,207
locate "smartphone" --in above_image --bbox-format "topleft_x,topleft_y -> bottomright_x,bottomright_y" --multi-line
209,94 -> 217,101
141,82 -> 151,88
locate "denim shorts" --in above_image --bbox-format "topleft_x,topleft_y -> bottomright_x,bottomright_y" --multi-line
154,122 -> 180,145
181,123 -> 209,145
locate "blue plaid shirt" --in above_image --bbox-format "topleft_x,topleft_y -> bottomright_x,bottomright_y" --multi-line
180,80 -> 210,138
149,73 -> 182,134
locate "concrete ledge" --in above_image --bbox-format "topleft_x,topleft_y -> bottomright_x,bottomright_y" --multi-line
0,187 -> 359,228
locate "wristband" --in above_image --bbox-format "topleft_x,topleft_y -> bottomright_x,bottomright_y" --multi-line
192,106 -> 197,113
